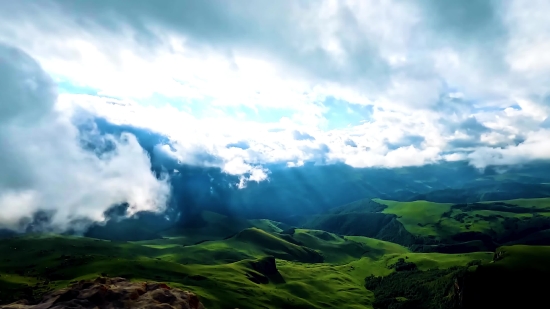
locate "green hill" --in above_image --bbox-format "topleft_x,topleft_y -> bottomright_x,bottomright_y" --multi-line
129,211 -> 290,247
231,228 -> 324,263
3,197 -> 550,308
462,245 -> 550,309
0,227 -> 495,309
302,199 -> 424,247
305,197 -> 550,251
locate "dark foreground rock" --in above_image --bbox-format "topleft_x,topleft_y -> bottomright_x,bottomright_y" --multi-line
245,256 -> 285,284
0,277 -> 205,309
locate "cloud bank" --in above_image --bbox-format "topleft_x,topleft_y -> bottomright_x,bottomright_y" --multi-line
0,0 -> 549,197
0,44 -> 170,232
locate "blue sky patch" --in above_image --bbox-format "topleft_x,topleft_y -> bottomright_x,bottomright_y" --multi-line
321,96 -> 373,130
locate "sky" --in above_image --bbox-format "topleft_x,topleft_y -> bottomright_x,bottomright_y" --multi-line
0,0 -> 550,229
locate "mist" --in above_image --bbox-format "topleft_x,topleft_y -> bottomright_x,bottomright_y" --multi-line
0,44 -> 170,232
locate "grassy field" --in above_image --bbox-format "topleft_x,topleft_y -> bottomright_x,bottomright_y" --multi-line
0,227 -> 493,309
375,199 -> 452,236
483,197 -> 550,210
372,198 -> 550,243
3,198 -> 550,308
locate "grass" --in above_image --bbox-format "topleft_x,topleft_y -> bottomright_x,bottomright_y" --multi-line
372,198 -> 550,243
248,219 -> 290,233
482,197 -> 550,211
156,211 -> 253,244
344,236 -> 411,256
0,233 -> 367,308
462,245 -> 550,309
292,229 -> 410,264
134,211 -> 293,247
338,251 -> 492,280
4,197 -> 550,308
489,245 -> 550,272
375,199 -> 452,237
0,227 -> 494,309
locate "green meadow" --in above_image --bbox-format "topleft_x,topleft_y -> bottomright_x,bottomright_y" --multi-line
2,198 -> 550,308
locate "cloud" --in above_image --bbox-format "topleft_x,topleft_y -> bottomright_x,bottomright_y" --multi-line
386,135 -> 426,150
0,44 -> 170,232
226,141 -> 250,150
345,139 -> 357,147
293,130 -> 316,141
62,90 -> 550,174
458,117 -> 491,136
468,130 -> 550,168
0,0 -> 549,175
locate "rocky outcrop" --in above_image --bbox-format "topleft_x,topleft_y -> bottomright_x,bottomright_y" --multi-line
245,256 -> 285,284
0,277 -> 205,309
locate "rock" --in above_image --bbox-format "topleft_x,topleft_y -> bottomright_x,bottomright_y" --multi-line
0,277 -> 206,309
250,256 -> 278,276
246,256 -> 285,284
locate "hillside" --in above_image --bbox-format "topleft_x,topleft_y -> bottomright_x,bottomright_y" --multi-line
304,197 -> 550,252
462,245 -> 550,309
88,211 -> 289,244
2,198 -> 550,308
152,161 -> 550,222
0,228 -> 493,309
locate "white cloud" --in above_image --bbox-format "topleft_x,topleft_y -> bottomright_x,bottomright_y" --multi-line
0,44 -> 170,232
468,130 -> 550,168
0,0 -> 549,180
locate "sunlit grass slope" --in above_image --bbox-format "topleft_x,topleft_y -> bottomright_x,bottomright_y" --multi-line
292,229 -> 410,264
375,199 -> 452,236
0,229 -> 493,309
375,198 -> 550,243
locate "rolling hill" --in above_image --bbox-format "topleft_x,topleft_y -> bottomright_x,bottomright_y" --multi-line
304,197 -> 550,252
0,226 -> 494,309
2,197 -> 550,308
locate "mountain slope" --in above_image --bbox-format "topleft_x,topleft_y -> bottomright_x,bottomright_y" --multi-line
305,197 -> 550,251
0,228 -> 494,309
462,245 -> 550,309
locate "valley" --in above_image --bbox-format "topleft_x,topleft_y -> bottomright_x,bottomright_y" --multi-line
2,197 -> 550,308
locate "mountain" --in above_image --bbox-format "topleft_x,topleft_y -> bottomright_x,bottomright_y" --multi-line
2,118 -> 550,308
0,229 -> 492,308
2,196 -> 550,308
303,197 -> 550,252
91,118 -> 550,224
